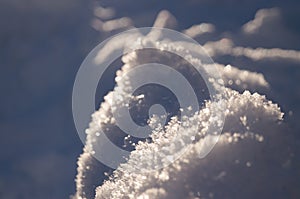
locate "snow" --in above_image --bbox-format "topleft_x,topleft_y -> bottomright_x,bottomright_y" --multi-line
182,23 -> 215,38
73,7 -> 298,199
94,88 -> 284,199
242,8 -> 281,34
204,39 -> 300,62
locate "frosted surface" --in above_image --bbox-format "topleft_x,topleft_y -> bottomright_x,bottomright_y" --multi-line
72,9 -> 298,199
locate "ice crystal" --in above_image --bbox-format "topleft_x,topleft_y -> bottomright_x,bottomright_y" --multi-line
72,8 -> 298,199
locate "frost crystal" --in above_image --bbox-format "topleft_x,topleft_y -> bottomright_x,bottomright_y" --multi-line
72,9 -> 296,199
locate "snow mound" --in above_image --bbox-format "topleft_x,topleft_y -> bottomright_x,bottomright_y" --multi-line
72,9 -> 296,199
95,89 -> 285,199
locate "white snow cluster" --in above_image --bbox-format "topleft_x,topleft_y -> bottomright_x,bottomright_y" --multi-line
95,89 -> 285,199
73,9 -> 297,199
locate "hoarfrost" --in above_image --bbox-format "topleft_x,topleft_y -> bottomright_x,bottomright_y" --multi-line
242,8 -> 280,35
94,89 -> 284,199
204,38 -> 300,62
183,23 -> 215,38
72,7 -> 297,199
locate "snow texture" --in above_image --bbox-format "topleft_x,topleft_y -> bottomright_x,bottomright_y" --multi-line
73,8 -> 298,199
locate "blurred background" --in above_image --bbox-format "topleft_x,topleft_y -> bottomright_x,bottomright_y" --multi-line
0,0 -> 299,198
